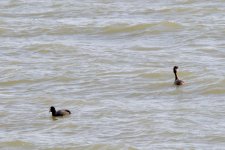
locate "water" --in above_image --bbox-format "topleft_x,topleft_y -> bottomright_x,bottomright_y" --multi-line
1,0 -> 225,149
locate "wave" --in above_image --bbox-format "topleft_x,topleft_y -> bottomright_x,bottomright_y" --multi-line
0,140 -> 34,149
100,21 -> 183,35
0,21 -> 183,37
25,43 -> 76,53
42,21 -> 183,36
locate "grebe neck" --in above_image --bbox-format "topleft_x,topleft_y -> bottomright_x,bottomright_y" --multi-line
173,69 -> 178,80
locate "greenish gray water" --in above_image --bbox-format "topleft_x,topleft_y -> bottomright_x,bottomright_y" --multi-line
1,0 -> 225,149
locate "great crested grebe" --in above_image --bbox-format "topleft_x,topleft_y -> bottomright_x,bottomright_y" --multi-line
173,66 -> 184,85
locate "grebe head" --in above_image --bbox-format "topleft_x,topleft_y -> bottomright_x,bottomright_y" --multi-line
173,66 -> 178,73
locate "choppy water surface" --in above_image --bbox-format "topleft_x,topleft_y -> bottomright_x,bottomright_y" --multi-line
1,0 -> 225,149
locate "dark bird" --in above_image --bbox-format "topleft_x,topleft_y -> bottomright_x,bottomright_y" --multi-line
173,66 -> 184,85
49,106 -> 71,117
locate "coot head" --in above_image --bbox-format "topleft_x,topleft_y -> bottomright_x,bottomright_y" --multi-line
49,106 -> 56,113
